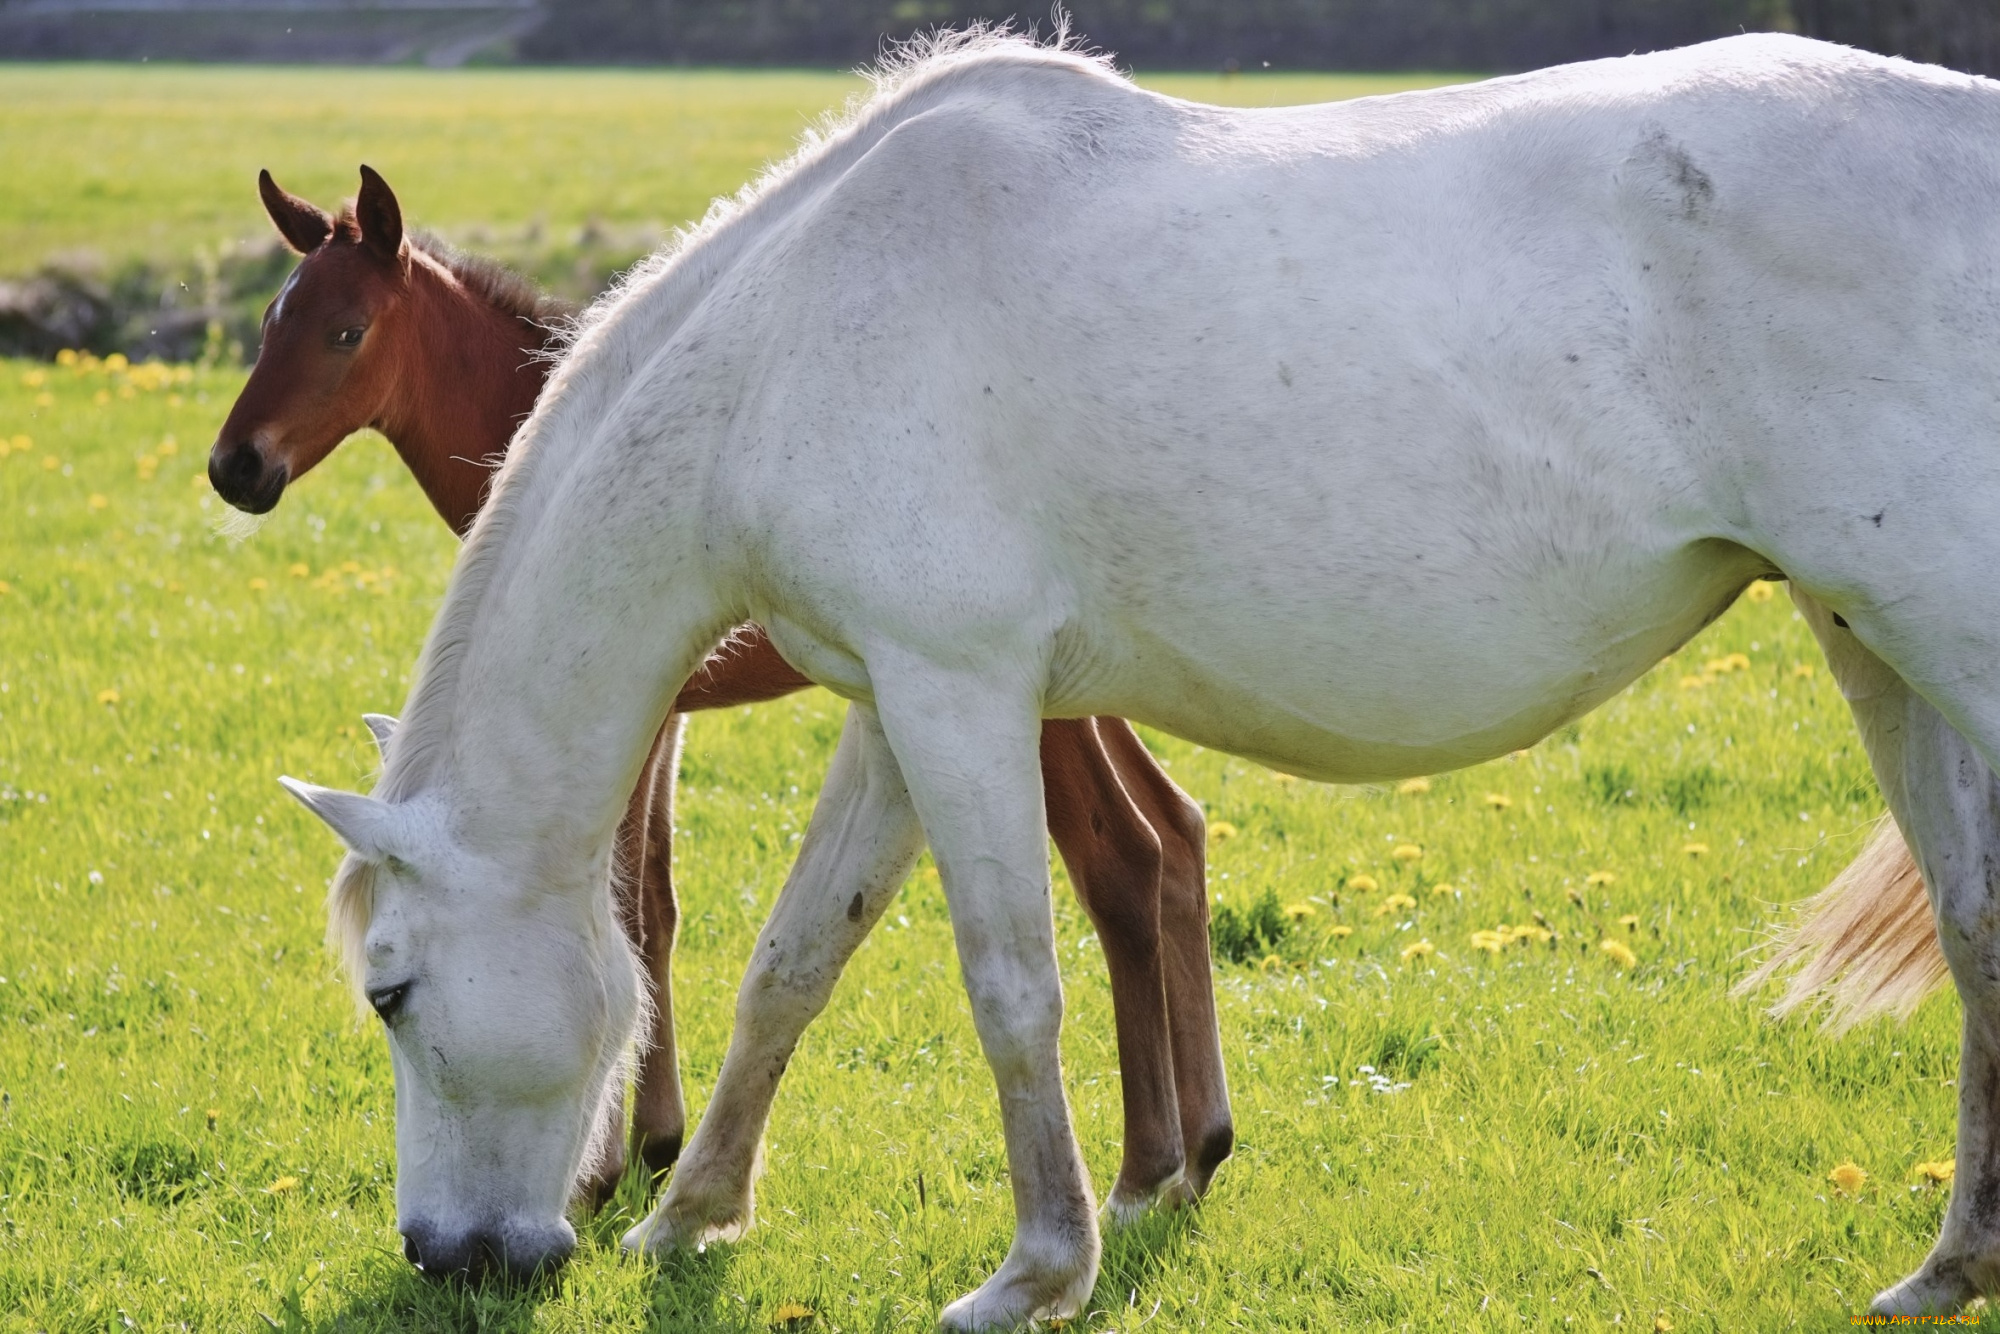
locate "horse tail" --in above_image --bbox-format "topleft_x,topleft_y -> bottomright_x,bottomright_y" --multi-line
1734,815 -> 1948,1031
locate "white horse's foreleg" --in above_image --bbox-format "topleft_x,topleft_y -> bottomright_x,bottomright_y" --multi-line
1793,590 -> 2000,1314
870,664 -> 1098,1331
621,703 -> 925,1254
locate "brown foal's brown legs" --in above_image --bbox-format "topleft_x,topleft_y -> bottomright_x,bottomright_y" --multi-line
598,627 -> 1234,1213
1098,717 -> 1235,1193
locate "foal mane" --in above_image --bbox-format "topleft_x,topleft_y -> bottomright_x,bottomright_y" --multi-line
327,24 -> 1124,990
408,229 -> 577,340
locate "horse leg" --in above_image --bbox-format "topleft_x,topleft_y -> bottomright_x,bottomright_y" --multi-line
1096,717 -> 1234,1197
576,729 -> 666,1211
1790,589 -> 2000,1314
628,713 -> 689,1186
622,703 -> 925,1252
1040,717 -> 1187,1222
870,664 -> 1098,1330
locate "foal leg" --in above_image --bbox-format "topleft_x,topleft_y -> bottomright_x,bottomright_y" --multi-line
871,667 -> 1097,1329
1041,717 -> 1190,1222
623,704 -> 926,1252
1791,590 -> 2000,1314
1097,717 -> 1234,1196
628,713 -> 690,1183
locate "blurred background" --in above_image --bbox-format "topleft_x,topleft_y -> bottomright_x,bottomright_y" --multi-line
5,0 -> 1995,363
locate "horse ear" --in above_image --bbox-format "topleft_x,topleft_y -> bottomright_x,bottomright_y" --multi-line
259,169 -> 332,254
278,776 -> 399,859
355,165 -> 405,265
361,713 -> 398,762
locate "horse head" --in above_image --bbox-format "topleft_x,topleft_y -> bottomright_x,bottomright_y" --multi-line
209,166 -> 413,514
281,717 -> 642,1280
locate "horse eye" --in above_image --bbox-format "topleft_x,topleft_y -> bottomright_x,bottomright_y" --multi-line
334,326 -> 366,349
367,983 -> 408,1024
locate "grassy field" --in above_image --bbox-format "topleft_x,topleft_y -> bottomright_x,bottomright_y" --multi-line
0,348 -> 1987,1333
0,65 -> 1469,277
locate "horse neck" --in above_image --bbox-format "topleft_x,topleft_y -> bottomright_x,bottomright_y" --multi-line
376,258 -> 551,536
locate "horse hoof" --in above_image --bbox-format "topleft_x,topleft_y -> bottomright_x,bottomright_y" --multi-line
939,1239 -> 1097,1330
1870,1261 -> 1975,1316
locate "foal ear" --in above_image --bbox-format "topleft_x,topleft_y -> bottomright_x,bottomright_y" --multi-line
259,169 -> 333,254
278,777 -> 399,860
361,712 -> 398,762
354,165 -> 405,266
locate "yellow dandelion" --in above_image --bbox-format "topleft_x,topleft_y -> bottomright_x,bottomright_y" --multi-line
95,688 -> 119,705
1792,663 -> 1816,679
92,390 -> 110,406
10,434 -> 27,451
19,369 -> 46,388
0,580 -> 10,595
1396,776 -> 1431,795
1682,841 -> 1709,857
1654,1316 -> 1675,1333
1586,870 -> 1616,887
33,392 -> 53,409
1470,930 -> 1505,953
288,563 -> 310,578
1702,658 -> 1731,675
55,348 -> 77,366
1399,938 -> 1435,963
1429,882 -> 1456,897
1619,913 -> 1640,931
339,559 -> 362,574
266,1175 -> 299,1194
1282,901 -> 1317,920
1258,954 -> 1285,972
248,577 -> 269,591
1724,652 -> 1751,671
1827,1161 -> 1868,1195
1347,873 -> 1379,893
1374,893 -> 1416,917
1483,792 -> 1513,810
1678,674 -> 1706,690
42,455 -> 60,471
1391,843 -> 1423,863
204,1108 -> 219,1129
1209,820 -> 1239,841
87,493 -> 108,511
771,1302 -> 814,1325
1914,1160 -> 1955,1185
1328,924 -> 1354,939
156,435 -> 178,456
1746,581 -> 1776,603
1271,771 -> 1297,785
1601,938 -> 1638,968
1513,924 -> 1554,945
105,353 -> 128,372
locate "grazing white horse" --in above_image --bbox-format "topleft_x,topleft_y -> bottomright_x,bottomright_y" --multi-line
282,30 -> 2000,1324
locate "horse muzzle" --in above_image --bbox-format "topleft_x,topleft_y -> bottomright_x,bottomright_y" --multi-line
400,1216 -> 575,1283
206,439 -> 288,514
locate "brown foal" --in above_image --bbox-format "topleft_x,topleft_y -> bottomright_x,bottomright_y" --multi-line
212,167 -> 1234,1214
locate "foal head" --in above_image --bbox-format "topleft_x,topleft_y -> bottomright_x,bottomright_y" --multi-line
209,167 -> 417,514
284,719 -> 642,1280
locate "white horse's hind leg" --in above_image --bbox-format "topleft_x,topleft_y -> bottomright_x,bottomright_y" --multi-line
1792,589 -> 2000,1314
621,704 -> 925,1254
870,664 -> 1098,1331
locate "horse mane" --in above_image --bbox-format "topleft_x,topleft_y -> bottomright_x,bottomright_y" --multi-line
326,26 -> 1125,985
409,229 -> 577,339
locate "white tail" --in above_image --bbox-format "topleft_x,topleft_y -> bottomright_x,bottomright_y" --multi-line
1736,816 -> 1948,1031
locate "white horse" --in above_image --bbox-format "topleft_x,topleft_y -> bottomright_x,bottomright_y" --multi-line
281,30 -> 2000,1324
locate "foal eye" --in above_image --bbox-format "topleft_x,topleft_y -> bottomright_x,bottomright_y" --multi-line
333,326 -> 366,349
367,983 -> 409,1024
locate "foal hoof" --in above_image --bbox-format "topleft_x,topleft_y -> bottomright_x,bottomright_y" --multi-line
1100,1167 -> 1195,1227
938,1245 -> 1098,1331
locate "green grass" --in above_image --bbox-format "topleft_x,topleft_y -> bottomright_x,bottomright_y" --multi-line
0,357 -> 1989,1332
0,65 -> 1471,275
